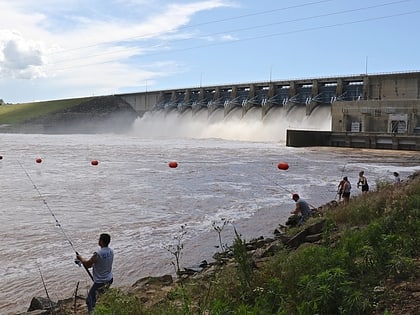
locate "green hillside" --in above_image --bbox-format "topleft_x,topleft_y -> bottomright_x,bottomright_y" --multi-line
0,97 -> 92,124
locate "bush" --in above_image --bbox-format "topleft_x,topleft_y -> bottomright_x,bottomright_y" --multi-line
91,172 -> 420,315
297,267 -> 370,315
92,288 -> 144,315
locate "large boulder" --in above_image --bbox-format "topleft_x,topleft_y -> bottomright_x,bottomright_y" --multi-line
27,296 -> 57,312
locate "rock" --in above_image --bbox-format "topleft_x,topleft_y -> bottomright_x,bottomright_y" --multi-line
132,274 -> 173,288
19,310 -> 50,315
306,219 -> 325,235
285,214 -> 300,227
249,239 -> 286,267
274,232 -> 291,244
286,229 -> 309,249
286,220 -> 325,249
179,260 -> 209,275
305,233 -> 323,242
27,296 -> 57,312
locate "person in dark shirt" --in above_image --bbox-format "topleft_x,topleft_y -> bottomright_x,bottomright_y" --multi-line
357,171 -> 369,194
291,193 -> 312,225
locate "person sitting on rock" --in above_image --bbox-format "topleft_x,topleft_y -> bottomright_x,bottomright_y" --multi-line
291,193 -> 312,225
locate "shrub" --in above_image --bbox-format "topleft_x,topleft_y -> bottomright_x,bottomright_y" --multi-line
92,288 -> 144,315
297,267 -> 370,315
232,227 -> 254,300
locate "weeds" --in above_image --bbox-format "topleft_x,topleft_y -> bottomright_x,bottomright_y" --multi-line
92,288 -> 144,315
232,226 -> 254,299
165,225 -> 187,276
91,172 -> 420,315
212,218 -> 231,252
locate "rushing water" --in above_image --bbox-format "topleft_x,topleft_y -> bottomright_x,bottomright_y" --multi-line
1,107 -> 419,314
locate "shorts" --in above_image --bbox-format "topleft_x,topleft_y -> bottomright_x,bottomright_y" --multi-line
342,192 -> 350,198
362,184 -> 369,192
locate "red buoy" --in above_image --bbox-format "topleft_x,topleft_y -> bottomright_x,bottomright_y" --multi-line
36,158 -> 42,164
91,160 -> 99,166
168,161 -> 178,168
277,162 -> 289,170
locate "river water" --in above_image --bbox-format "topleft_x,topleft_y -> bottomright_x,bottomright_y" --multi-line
1,107 -> 419,314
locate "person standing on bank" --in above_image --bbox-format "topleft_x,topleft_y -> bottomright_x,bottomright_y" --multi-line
342,177 -> 351,205
337,178 -> 346,201
393,172 -> 401,184
76,233 -> 114,313
291,193 -> 312,225
357,171 -> 369,194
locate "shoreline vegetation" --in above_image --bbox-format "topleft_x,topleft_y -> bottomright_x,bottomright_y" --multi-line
20,171 -> 419,315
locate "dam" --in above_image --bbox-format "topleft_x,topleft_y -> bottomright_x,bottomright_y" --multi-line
118,71 -> 420,150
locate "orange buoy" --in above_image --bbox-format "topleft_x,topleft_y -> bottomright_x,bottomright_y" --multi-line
91,160 -> 99,166
168,161 -> 178,168
277,162 -> 289,170
36,158 -> 42,164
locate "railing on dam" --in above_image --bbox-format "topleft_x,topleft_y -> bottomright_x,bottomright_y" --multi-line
148,77 -> 364,118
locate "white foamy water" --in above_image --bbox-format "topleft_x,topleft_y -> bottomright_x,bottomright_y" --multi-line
1,107 -> 419,314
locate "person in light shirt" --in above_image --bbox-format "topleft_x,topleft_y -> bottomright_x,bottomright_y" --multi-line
76,233 -> 114,313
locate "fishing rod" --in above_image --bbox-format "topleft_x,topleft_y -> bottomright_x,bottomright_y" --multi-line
258,172 -> 318,209
36,263 -> 55,314
17,160 -> 94,282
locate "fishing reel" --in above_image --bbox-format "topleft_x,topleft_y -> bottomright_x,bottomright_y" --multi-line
74,259 -> 82,267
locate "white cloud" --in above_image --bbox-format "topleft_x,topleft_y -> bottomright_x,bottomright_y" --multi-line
1,1 -> 233,76
220,34 -> 236,41
0,30 -> 47,79
0,0 -> 236,102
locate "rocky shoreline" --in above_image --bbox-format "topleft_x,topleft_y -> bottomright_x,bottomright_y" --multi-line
17,202 -> 332,315
15,176 -> 420,314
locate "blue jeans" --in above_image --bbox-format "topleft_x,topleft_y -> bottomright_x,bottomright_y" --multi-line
86,279 -> 113,313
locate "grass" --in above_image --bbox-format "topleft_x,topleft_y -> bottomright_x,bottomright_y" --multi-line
86,173 -> 420,315
0,97 -> 92,124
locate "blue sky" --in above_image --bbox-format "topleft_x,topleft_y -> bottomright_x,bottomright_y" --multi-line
1,0 -> 419,103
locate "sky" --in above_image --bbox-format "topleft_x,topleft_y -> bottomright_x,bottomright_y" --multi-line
1,0 -> 419,104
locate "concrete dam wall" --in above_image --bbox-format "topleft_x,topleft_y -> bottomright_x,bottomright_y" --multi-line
118,71 -> 420,150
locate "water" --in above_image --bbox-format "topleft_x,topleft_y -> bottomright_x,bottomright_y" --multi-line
1,107 -> 419,314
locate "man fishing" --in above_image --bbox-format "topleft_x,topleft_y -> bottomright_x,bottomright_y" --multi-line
291,193 -> 312,225
76,233 -> 114,313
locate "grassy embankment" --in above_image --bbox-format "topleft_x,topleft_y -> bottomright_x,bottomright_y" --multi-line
91,173 -> 419,315
0,98 -> 92,124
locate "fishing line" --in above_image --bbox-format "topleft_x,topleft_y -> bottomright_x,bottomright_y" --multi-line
335,162 -> 347,200
257,172 -> 320,209
258,172 -> 294,195
17,160 -> 94,281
